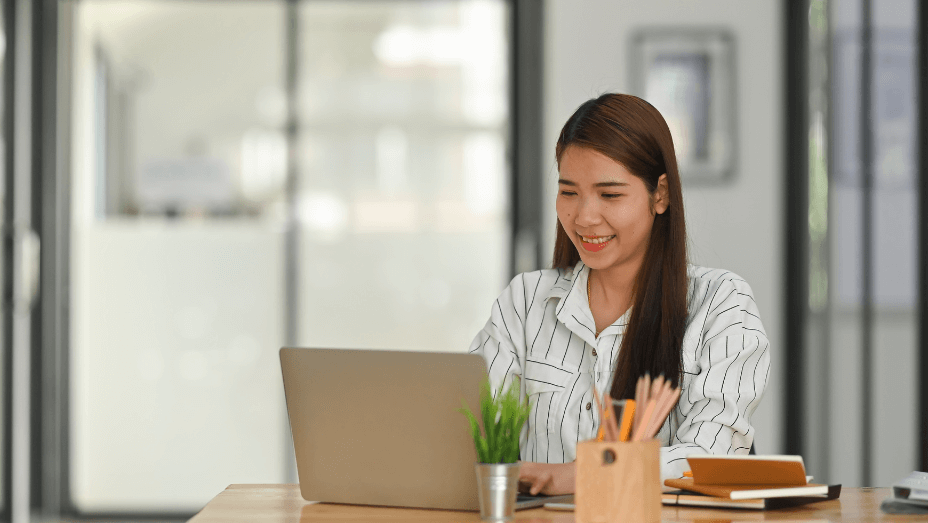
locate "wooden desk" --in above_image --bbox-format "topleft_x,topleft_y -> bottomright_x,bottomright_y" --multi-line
189,484 -> 923,522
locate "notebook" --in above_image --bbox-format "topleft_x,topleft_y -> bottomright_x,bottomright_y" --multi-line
662,484 -> 842,510
664,455 -> 830,500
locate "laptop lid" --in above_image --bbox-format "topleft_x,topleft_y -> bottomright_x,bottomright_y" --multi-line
280,347 -> 487,510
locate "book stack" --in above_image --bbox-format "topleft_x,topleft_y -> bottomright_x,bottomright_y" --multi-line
662,455 -> 840,510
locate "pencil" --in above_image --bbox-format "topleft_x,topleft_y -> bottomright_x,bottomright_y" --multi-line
651,374 -> 665,402
646,387 -> 681,440
634,374 -> 648,430
593,387 -> 607,441
643,382 -> 673,439
643,373 -> 651,404
632,397 -> 657,442
605,395 -> 621,441
616,399 -> 636,442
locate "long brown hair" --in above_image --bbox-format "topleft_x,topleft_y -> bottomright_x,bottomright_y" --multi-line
552,93 -> 688,400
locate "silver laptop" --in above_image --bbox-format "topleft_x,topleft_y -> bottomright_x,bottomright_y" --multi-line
280,347 -> 573,511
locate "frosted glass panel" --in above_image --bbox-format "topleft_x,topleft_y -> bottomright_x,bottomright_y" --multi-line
295,0 -> 511,353
70,1 -> 288,512
68,0 -> 512,514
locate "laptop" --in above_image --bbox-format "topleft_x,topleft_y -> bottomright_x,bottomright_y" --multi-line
280,347 -> 574,510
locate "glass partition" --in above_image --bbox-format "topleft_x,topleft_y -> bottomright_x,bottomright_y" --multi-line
803,0 -> 920,487
69,0 -> 511,513
294,0 -> 510,352
70,1 -> 289,512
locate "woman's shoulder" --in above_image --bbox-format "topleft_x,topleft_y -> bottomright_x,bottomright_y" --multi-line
503,267 -> 574,297
686,265 -> 757,303
685,264 -> 766,338
493,267 -> 575,316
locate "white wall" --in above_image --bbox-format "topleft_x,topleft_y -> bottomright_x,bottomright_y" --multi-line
543,0 -> 784,455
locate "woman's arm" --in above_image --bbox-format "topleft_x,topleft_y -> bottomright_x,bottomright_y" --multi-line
467,274 -> 531,398
660,276 -> 771,480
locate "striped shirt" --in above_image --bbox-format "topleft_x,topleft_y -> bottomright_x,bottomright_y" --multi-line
468,261 -> 770,481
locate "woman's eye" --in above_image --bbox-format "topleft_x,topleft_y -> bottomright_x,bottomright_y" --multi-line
559,190 -> 577,197
601,193 -> 623,199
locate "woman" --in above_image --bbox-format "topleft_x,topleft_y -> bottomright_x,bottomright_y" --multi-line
468,93 -> 770,495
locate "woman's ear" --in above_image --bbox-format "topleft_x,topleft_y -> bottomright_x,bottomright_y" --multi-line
653,174 -> 670,215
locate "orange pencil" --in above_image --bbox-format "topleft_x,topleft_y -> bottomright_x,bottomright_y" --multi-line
616,399 -> 636,442
605,394 -> 621,441
593,387 -> 608,441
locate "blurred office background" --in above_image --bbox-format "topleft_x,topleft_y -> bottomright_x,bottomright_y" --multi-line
0,0 -> 924,521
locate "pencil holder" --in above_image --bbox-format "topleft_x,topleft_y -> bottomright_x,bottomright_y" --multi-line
575,439 -> 661,523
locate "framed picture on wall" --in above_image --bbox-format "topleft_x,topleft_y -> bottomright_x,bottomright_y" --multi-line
630,29 -> 736,184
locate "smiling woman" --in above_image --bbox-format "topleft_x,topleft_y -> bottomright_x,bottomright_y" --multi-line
556,147 -> 669,339
468,93 -> 771,496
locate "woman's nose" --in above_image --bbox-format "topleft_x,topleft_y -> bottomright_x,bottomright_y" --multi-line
574,198 -> 602,227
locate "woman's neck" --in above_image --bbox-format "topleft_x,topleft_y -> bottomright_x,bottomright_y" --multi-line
588,256 -> 643,324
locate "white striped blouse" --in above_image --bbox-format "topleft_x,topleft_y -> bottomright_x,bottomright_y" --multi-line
468,261 -> 770,481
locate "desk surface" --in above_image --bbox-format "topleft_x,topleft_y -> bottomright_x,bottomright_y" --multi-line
189,484 -> 923,522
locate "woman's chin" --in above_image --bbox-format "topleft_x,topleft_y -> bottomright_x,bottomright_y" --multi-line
577,253 -> 615,271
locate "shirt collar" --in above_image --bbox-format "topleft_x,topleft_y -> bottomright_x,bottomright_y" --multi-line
548,262 -> 598,347
546,261 -> 630,345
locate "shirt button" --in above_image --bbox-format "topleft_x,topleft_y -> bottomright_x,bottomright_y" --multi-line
592,349 -> 597,357
585,402 -> 592,410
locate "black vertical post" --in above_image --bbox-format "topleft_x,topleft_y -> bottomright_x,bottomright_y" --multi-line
510,0 -> 544,276
860,0 -> 874,487
784,0 -> 809,457
1,0 -> 15,519
918,0 -> 928,474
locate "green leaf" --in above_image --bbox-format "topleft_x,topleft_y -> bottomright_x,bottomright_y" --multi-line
461,375 -> 531,464
459,402 -> 489,463
480,380 -> 496,459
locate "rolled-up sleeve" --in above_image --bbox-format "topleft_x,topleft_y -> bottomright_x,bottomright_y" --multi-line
660,277 -> 771,481
468,274 -> 528,398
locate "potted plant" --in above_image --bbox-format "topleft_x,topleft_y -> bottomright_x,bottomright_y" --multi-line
460,377 -> 531,521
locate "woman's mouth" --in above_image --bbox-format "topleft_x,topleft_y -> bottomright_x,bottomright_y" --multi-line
579,234 -> 615,252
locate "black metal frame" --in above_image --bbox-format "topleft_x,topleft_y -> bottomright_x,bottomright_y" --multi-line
918,0 -> 928,474
510,0 -> 544,276
1,0 -> 15,520
858,0 -> 874,487
35,0 -> 72,514
783,0 -> 809,458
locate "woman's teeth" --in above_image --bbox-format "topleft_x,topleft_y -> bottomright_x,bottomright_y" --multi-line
581,235 -> 615,244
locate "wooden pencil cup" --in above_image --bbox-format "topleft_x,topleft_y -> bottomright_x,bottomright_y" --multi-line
575,439 -> 661,523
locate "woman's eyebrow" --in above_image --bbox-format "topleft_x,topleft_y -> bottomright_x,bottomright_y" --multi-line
557,179 -> 629,187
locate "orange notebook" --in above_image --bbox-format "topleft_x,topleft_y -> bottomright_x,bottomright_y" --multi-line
664,455 -> 830,500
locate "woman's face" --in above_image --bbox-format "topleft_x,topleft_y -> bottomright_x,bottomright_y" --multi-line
555,146 -> 668,274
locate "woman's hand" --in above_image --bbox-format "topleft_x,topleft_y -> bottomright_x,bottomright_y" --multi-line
518,461 -> 575,496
